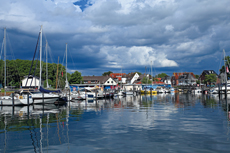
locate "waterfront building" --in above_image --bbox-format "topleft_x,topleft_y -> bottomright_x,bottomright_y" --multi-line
171,72 -> 197,86
199,70 -> 218,84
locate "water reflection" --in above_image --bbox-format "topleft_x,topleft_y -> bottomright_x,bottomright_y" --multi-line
1,93 -> 230,152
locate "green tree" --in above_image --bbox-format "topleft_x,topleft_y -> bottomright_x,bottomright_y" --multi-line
69,71 -> 83,84
0,59 -> 68,89
219,56 -> 230,79
102,71 -> 113,76
142,76 -> 152,84
195,75 -> 199,79
156,73 -> 167,78
204,74 -> 217,84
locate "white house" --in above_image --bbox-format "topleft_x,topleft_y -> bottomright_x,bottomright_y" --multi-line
103,77 -> 118,86
82,76 -> 117,86
125,72 -> 140,84
21,75 -> 40,88
130,73 -> 140,84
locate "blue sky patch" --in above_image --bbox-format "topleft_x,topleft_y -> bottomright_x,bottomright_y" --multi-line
73,0 -> 93,11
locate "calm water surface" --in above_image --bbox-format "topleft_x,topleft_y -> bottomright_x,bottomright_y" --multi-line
1,93 -> 230,153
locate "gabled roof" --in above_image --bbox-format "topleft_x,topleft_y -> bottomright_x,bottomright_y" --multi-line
83,76 -> 112,84
110,73 -> 126,78
173,72 -> 196,79
178,73 -> 197,80
23,75 -> 40,79
153,81 -> 165,84
202,70 -> 218,76
126,72 -> 138,81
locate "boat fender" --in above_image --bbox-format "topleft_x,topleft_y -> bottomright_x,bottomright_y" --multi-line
19,96 -> 23,99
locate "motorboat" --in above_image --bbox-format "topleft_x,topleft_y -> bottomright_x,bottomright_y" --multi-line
210,84 -> 230,94
156,86 -> 164,94
141,88 -> 157,94
30,91 -> 60,104
193,87 -> 202,94
74,87 -> 104,100
0,93 -> 33,106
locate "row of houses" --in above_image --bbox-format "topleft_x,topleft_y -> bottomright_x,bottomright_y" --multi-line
82,70 -> 222,87
20,70 -> 223,89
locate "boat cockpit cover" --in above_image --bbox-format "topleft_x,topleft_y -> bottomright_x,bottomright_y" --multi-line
39,86 -> 61,93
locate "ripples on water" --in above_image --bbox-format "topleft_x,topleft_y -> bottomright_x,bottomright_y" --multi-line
1,93 -> 230,153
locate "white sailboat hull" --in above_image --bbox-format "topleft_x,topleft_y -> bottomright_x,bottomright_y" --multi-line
0,96 -> 33,106
32,93 -> 59,104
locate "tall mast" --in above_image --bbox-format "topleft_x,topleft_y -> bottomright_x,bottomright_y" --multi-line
65,43 -> 69,89
46,40 -> 49,88
121,68 -> 122,89
224,49 -> 228,94
66,43 -> 67,82
56,56 -> 59,89
39,25 -> 43,88
4,28 -> 6,95
151,61 -> 153,85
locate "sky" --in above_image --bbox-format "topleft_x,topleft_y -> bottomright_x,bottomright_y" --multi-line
0,0 -> 230,77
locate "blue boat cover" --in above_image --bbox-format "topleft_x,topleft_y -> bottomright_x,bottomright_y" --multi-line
39,86 -> 61,93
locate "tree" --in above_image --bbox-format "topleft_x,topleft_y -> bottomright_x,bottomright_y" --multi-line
204,74 -> 217,85
156,73 -> 167,78
219,56 -> 230,79
195,75 -> 199,79
134,71 -> 142,75
69,71 -> 83,84
142,76 -> 152,84
102,71 -> 113,76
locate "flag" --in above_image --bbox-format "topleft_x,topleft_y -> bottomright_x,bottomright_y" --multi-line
226,65 -> 229,73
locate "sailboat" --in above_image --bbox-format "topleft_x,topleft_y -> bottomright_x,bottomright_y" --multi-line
141,63 -> 157,95
59,43 -> 70,102
0,28 -> 33,106
30,25 -> 60,104
210,49 -> 230,94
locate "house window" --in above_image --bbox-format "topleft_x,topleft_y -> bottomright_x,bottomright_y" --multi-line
111,81 -> 113,83
107,81 -> 109,83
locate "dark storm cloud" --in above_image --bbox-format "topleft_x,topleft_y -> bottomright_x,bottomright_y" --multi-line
0,0 -> 230,76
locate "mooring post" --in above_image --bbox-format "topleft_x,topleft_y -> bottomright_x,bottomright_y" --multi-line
42,92 -> 44,114
42,92 -> 44,104
12,93 -> 14,107
12,93 -> 15,115
105,89 -> 106,98
27,92 -> 29,115
69,89 -> 70,102
96,90 -> 97,100
27,92 -> 29,105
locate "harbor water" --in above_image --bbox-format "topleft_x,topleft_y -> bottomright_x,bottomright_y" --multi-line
1,93 -> 230,152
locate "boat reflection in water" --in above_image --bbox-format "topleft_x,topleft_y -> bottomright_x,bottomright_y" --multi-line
1,94 -> 230,152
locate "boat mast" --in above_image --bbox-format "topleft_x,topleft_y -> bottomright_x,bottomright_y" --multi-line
151,61 -> 153,86
46,40 -> 49,88
39,25 -> 43,88
121,68 -> 122,89
65,43 -> 69,89
56,56 -> 59,89
4,28 -> 6,95
224,49 -> 227,94
66,43 -> 67,83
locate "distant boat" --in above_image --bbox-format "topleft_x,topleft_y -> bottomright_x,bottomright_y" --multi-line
193,87 -> 202,94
